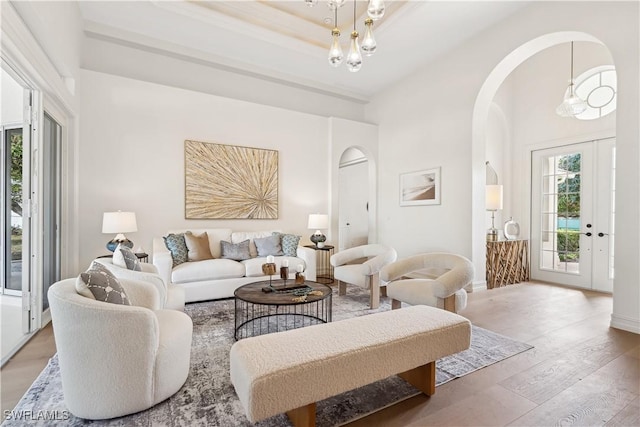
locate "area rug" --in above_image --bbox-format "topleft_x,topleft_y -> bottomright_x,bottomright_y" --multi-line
4,289 -> 533,426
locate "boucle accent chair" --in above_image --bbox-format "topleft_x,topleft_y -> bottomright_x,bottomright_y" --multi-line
94,257 -> 185,311
381,252 -> 474,313
329,243 -> 397,309
48,278 -> 192,420
230,305 -> 471,426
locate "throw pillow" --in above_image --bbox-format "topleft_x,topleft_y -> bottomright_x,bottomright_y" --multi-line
164,233 -> 188,267
77,262 -> 131,305
220,239 -> 251,261
273,232 -> 301,257
119,245 -> 142,271
112,243 -> 127,268
184,231 -> 214,261
254,234 -> 284,257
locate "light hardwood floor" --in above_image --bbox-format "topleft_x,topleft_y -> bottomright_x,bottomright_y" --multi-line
1,282 -> 638,425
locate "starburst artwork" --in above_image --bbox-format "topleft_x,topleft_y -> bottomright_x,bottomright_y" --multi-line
185,140 -> 278,219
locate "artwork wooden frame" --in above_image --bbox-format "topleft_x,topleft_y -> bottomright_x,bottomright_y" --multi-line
185,140 -> 278,219
399,167 -> 441,206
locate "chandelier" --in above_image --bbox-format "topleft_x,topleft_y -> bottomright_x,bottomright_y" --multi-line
556,41 -> 587,117
306,0 -> 385,72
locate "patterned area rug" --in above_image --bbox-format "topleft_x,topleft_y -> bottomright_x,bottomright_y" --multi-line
4,288 -> 533,426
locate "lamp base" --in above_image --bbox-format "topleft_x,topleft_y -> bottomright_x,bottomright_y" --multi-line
310,232 -> 326,248
107,239 -> 134,252
486,229 -> 498,242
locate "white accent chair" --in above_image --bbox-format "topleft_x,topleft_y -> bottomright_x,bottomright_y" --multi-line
380,253 -> 474,313
330,244 -> 397,309
94,257 -> 185,311
48,278 -> 193,420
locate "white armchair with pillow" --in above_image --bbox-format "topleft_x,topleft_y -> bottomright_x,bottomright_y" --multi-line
330,244 -> 398,309
48,266 -> 192,420
94,251 -> 185,311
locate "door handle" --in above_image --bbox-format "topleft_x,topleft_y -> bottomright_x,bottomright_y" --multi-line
598,232 -> 608,237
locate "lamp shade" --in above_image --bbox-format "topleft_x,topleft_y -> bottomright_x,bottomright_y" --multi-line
486,185 -> 503,211
102,211 -> 137,234
308,214 -> 329,230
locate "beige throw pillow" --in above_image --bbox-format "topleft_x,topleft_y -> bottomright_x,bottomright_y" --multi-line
184,231 -> 214,261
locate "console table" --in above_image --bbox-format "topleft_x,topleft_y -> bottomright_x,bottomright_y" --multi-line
486,240 -> 529,289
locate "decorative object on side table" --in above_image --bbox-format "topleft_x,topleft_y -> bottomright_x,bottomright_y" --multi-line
308,213 -> 329,248
503,217 -> 520,240
102,211 -> 137,252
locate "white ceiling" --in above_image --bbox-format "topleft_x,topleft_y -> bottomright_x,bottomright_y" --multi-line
78,1 -> 531,100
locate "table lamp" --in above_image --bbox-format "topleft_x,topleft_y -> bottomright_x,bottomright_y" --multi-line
102,211 -> 137,252
308,213 -> 329,248
486,185 -> 503,242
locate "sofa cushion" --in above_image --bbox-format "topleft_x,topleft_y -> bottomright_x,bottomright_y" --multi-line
243,257 -> 307,278
184,231 -> 214,261
171,259 -> 246,284
77,262 -> 131,305
232,231 -> 278,258
254,234 -> 284,257
164,233 -> 188,267
118,245 -> 142,271
273,232 -> 301,257
221,240 -> 251,261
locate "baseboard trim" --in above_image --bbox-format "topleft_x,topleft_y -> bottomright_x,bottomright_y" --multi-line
468,280 -> 487,293
610,314 -> 640,334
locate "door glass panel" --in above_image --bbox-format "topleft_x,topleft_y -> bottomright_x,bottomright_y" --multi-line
539,152 -> 582,274
5,127 -> 23,291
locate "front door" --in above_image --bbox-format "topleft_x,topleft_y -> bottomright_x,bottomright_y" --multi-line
530,138 -> 615,292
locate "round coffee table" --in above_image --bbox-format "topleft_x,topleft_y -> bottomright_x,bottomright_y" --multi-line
234,279 -> 332,340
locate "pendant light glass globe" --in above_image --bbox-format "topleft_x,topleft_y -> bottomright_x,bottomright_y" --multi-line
346,31 -> 362,72
328,28 -> 344,67
361,18 -> 376,56
556,83 -> 588,117
327,0 -> 346,10
367,0 -> 385,20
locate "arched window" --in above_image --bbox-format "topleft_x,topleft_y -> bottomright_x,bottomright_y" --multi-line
572,65 -> 617,120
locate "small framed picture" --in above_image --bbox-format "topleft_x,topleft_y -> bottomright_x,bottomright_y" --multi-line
399,167 -> 441,206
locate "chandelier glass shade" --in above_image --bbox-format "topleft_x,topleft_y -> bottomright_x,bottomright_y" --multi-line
308,0 -> 385,71
556,42 -> 588,117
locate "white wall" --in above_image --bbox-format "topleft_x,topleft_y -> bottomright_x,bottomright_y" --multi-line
367,1 -> 639,333
79,70 -> 330,270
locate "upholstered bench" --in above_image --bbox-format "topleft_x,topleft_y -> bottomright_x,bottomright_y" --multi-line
230,305 -> 471,426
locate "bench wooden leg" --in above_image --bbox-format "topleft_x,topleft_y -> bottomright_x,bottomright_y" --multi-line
286,402 -> 316,427
338,281 -> 347,296
398,361 -> 436,396
391,299 -> 402,310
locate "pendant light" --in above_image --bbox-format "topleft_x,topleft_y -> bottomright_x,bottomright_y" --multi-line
345,0 -> 362,72
556,42 -> 587,117
361,18 -> 377,56
327,0 -> 346,10
327,8 -> 344,67
367,0 -> 385,20
305,0 -> 317,6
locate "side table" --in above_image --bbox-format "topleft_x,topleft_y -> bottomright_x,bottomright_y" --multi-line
97,253 -> 149,263
486,240 -> 529,289
304,245 -> 335,285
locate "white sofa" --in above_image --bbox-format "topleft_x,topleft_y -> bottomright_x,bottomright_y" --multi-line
152,229 -> 316,303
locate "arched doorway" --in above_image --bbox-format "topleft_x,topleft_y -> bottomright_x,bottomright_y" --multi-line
471,32 -> 613,289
